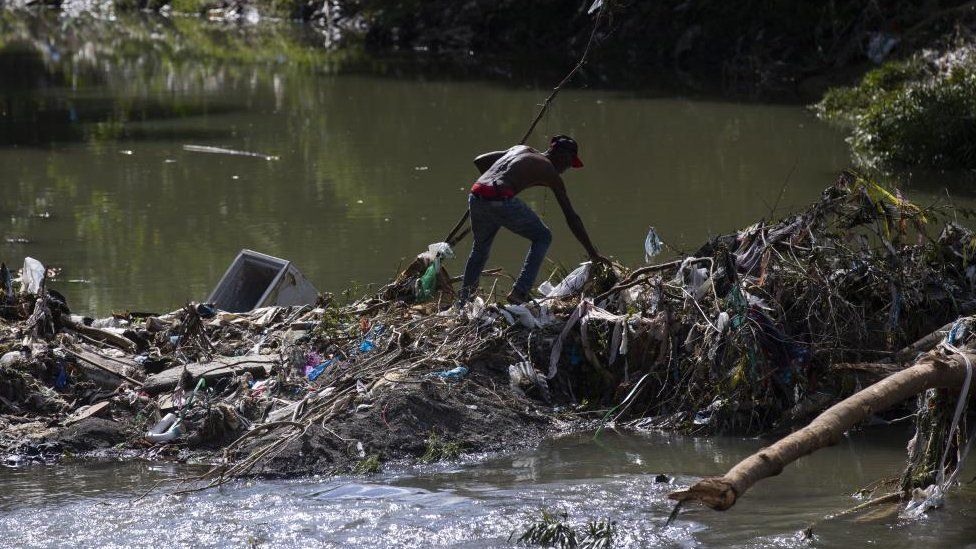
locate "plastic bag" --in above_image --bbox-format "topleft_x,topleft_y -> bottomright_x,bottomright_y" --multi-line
503,304 -> 543,329
465,296 -> 486,320
21,257 -> 45,294
429,365 -> 468,381
539,262 -> 591,298
508,361 -> 551,401
418,241 -> 454,262
415,261 -> 439,300
415,242 -> 454,301
644,227 -> 663,262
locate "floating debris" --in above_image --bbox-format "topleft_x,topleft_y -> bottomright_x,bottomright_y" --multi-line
182,144 -> 279,161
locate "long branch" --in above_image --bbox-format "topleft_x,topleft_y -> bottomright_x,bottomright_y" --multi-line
669,348 -> 975,510
444,2 -> 609,244
517,1 -> 607,145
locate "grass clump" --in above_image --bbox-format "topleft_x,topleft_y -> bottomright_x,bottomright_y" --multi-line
419,432 -> 463,463
578,519 -> 617,549
353,453 -> 381,475
815,46 -> 976,169
513,509 -> 578,548
512,509 -> 618,548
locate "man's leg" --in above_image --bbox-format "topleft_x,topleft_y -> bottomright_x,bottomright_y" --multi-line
458,195 -> 500,304
501,198 -> 552,298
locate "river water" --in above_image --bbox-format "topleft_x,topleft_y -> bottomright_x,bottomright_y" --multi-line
0,10 -> 863,316
3,11 -> 976,548
1,429 -> 975,548
2,14 -> 970,317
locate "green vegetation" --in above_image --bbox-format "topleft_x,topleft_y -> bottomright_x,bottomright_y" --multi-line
168,0 -> 208,15
419,432 -> 462,463
816,46 -> 976,169
353,453 -> 381,474
513,509 -> 617,548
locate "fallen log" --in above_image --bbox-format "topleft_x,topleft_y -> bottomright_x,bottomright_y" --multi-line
142,355 -> 277,395
829,361 -> 904,383
669,347 -> 975,510
62,318 -> 137,353
64,347 -> 143,387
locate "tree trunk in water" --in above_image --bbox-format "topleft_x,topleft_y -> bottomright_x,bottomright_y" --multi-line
669,348 -> 975,511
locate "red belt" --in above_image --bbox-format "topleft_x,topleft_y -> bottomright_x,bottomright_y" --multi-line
471,182 -> 515,200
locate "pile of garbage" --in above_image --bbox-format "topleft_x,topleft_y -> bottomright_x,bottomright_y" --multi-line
581,170 -> 976,434
1,171 -> 974,486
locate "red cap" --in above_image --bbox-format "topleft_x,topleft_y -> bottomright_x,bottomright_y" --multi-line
550,134 -> 584,169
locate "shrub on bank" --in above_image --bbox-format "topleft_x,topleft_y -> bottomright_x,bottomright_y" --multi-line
816,45 -> 976,169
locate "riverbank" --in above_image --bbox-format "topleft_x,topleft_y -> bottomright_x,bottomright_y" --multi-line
8,1 -> 975,100
3,174 -> 973,492
816,39 -> 976,170
5,2 -> 974,182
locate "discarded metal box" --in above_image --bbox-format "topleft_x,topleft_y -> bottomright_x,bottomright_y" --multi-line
208,249 -> 318,312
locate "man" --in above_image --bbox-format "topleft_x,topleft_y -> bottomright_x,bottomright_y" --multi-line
458,135 -> 608,305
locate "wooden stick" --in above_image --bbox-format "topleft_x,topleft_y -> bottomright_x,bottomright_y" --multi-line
594,257 -> 708,302
444,2 -> 609,245
62,318 -> 137,353
64,348 -> 143,386
517,2 -> 608,145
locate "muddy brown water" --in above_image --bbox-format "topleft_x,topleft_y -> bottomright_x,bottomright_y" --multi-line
1,429 -> 975,547
3,12 -> 976,547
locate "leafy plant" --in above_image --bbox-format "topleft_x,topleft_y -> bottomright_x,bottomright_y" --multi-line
513,509 -> 578,548
815,48 -> 976,169
353,453 -> 380,474
419,432 -> 463,463
512,509 -> 617,548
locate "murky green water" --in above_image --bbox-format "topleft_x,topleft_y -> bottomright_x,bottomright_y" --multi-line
0,11 -> 870,316
1,429 -> 975,548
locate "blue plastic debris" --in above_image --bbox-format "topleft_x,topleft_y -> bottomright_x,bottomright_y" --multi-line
429,366 -> 468,381
307,359 -> 334,381
359,340 -> 376,353
54,363 -> 68,389
567,344 -> 583,366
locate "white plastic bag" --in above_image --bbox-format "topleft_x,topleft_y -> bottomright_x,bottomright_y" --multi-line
508,361 -> 551,401
503,304 -> 542,329
465,296 -> 485,320
644,227 -> 663,262
21,257 -> 45,294
418,241 -> 454,262
539,262 -> 591,298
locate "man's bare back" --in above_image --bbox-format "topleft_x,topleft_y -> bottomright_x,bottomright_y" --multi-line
475,145 -> 559,195
459,135 -> 608,305
471,138 -> 606,264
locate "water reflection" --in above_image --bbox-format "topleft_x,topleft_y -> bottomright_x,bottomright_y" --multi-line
0,10 -> 959,317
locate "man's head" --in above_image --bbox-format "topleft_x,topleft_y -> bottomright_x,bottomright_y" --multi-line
545,135 -> 584,174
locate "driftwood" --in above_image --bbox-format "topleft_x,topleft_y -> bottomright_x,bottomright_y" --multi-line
830,361 -> 904,383
141,355 -> 277,395
64,347 -> 143,387
62,318 -> 137,353
669,347 -> 975,510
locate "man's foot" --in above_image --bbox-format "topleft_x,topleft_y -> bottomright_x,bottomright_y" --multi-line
506,289 -> 530,305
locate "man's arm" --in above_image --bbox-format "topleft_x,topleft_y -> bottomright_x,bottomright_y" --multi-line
550,176 -> 605,261
474,150 -> 506,174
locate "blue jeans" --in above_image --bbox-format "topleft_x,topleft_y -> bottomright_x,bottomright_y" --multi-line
460,194 -> 552,302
